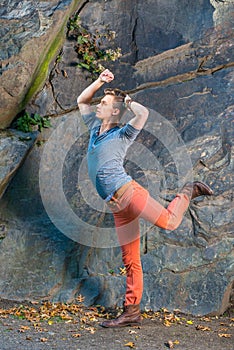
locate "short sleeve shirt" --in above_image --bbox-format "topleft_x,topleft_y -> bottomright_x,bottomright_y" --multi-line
82,112 -> 141,201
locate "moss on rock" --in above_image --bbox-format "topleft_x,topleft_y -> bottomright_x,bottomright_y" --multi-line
21,0 -> 82,111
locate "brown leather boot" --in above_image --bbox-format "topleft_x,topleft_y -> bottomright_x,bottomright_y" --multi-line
100,304 -> 142,328
181,181 -> 213,200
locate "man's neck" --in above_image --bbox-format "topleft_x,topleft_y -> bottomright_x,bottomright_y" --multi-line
99,121 -> 118,134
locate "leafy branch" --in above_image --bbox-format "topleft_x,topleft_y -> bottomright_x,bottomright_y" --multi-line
15,112 -> 51,133
67,15 -> 122,77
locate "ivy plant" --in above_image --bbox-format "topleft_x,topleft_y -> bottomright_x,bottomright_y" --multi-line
16,112 -> 51,133
67,14 -> 122,77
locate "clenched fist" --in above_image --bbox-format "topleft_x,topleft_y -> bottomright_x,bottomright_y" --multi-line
99,69 -> 114,83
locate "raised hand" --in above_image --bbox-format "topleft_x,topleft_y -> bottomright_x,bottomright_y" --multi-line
99,69 -> 114,83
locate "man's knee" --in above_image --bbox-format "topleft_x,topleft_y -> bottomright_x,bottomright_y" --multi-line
155,217 -> 180,231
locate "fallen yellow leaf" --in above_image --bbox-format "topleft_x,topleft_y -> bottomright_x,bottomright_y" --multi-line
141,312 -> 152,319
219,327 -> 228,332
187,320 -> 193,325
89,316 -> 98,322
166,339 -> 180,348
85,326 -> 96,334
164,319 -> 172,327
40,338 -> 48,342
72,333 -> 81,338
218,333 -> 231,338
167,340 -> 174,348
161,308 -> 169,313
196,325 -> 211,331
18,325 -> 31,333
76,294 -> 85,303
119,267 -> 127,275
165,313 -> 176,322
124,342 -> 135,348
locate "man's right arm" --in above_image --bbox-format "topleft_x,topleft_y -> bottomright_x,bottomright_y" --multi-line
77,69 -> 114,115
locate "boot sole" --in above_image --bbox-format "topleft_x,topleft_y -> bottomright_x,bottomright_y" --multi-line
195,181 -> 214,195
100,321 -> 142,328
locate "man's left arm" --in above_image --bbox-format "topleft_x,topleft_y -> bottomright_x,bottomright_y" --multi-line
126,96 -> 149,130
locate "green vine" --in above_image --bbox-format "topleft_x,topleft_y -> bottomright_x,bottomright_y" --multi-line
15,112 -> 51,133
67,15 -> 122,77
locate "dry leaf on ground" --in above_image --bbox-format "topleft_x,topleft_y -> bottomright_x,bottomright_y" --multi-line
124,341 -> 135,348
40,338 -> 48,342
218,333 -> 232,338
167,340 -> 174,348
196,325 -> 211,331
72,333 -> 81,338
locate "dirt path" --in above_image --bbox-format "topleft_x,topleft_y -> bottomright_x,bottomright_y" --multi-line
0,299 -> 233,350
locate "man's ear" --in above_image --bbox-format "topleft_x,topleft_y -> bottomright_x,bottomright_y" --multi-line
112,108 -> 120,116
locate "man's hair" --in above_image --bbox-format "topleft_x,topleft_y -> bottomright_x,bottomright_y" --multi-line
104,88 -> 127,118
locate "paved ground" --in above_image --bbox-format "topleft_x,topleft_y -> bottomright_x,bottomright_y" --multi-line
0,299 -> 233,350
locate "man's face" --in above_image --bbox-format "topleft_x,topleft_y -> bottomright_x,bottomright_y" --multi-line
96,95 -> 118,120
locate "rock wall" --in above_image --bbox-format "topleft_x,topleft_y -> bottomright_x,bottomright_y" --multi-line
0,130 -> 37,198
0,0 -> 233,316
0,0 -> 82,128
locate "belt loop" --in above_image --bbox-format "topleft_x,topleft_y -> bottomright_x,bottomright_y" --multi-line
111,196 -> 119,203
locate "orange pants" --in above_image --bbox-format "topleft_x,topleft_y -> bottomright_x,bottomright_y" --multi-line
108,181 -> 189,306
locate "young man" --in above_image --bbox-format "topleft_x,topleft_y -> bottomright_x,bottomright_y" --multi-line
77,69 -> 213,328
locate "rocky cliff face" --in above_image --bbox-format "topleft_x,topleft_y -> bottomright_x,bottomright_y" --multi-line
0,0 -> 233,316
0,0 -> 80,128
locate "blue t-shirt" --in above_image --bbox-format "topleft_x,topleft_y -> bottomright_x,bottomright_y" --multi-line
82,112 -> 141,201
